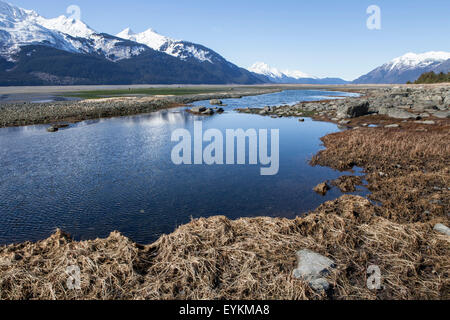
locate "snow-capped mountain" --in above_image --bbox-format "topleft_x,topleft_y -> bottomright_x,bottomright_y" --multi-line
0,1 -> 148,61
248,62 -> 348,84
0,1 -> 262,85
116,28 -> 216,64
353,51 -> 450,84
249,62 -> 314,81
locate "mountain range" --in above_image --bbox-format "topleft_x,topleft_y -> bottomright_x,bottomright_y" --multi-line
248,62 -> 349,84
0,1 -> 262,85
0,1 -> 449,86
353,52 -> 450,84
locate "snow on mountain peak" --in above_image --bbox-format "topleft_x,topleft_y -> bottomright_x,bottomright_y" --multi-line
249,62 -> 284,78
35,15 -> 96,39
117,27 -> 171,51
116,27 -> 214,63
249,62 -> 314,79
282,69 -> 315,80
0,1 -> 36,21
116,27 -> 135,38
387,51 -> 450,71
0,1 -> 148,61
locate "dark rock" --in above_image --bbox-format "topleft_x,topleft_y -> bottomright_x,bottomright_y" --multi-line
336,101 -> 370,119
314,182 -> 330,195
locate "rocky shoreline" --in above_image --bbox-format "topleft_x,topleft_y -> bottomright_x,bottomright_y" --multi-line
238,85 -> 450,128
1,104 -> 448,299
0,88 -> 280,128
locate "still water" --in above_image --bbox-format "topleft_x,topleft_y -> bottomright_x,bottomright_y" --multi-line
0,90 -> 364,244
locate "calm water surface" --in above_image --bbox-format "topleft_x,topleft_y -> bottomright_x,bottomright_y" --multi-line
0,90 -> 364,244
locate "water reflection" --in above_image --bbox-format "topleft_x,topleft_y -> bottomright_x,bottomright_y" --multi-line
0,90 -> 366,245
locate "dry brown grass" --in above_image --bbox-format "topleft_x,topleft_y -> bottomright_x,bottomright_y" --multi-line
332,175 -> 364,192
311,126 -> 450,223
0,195 -> 448,300
311,127 -> 450,172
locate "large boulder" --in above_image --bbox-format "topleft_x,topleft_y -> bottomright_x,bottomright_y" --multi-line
293,250 -> 336,292
336,101 -> 370,119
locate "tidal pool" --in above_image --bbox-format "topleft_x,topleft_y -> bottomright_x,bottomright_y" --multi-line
0,90 -> 365,244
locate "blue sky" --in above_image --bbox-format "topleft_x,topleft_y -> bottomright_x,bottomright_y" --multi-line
11,0 -> 450,80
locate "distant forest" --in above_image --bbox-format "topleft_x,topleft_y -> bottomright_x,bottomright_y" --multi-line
409,71 -> 450,84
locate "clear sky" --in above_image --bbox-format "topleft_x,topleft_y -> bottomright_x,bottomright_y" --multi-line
10,0 -> 450,80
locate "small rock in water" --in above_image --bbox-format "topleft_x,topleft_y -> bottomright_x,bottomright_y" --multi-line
191,106 -> 206,114
293,249 -> 336,292
298,118 -> 305,122
47,126 -> 58,132
314,182 -> 330,196
433,224 -> 450,236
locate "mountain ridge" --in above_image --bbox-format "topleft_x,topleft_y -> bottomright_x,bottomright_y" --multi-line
248,62 -> 349,85
353,51 -> 450,84
0,1 -> 263,85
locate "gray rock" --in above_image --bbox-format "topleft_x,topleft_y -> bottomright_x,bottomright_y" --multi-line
432,111 -> 450,119
385,124 -> 400,128
434,224 -> 450,236
386,109 -> 416,119
309,278 -> 331,292
293,249 -> 336,292
415,120 -> 435,125
46,126 -> 58,132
